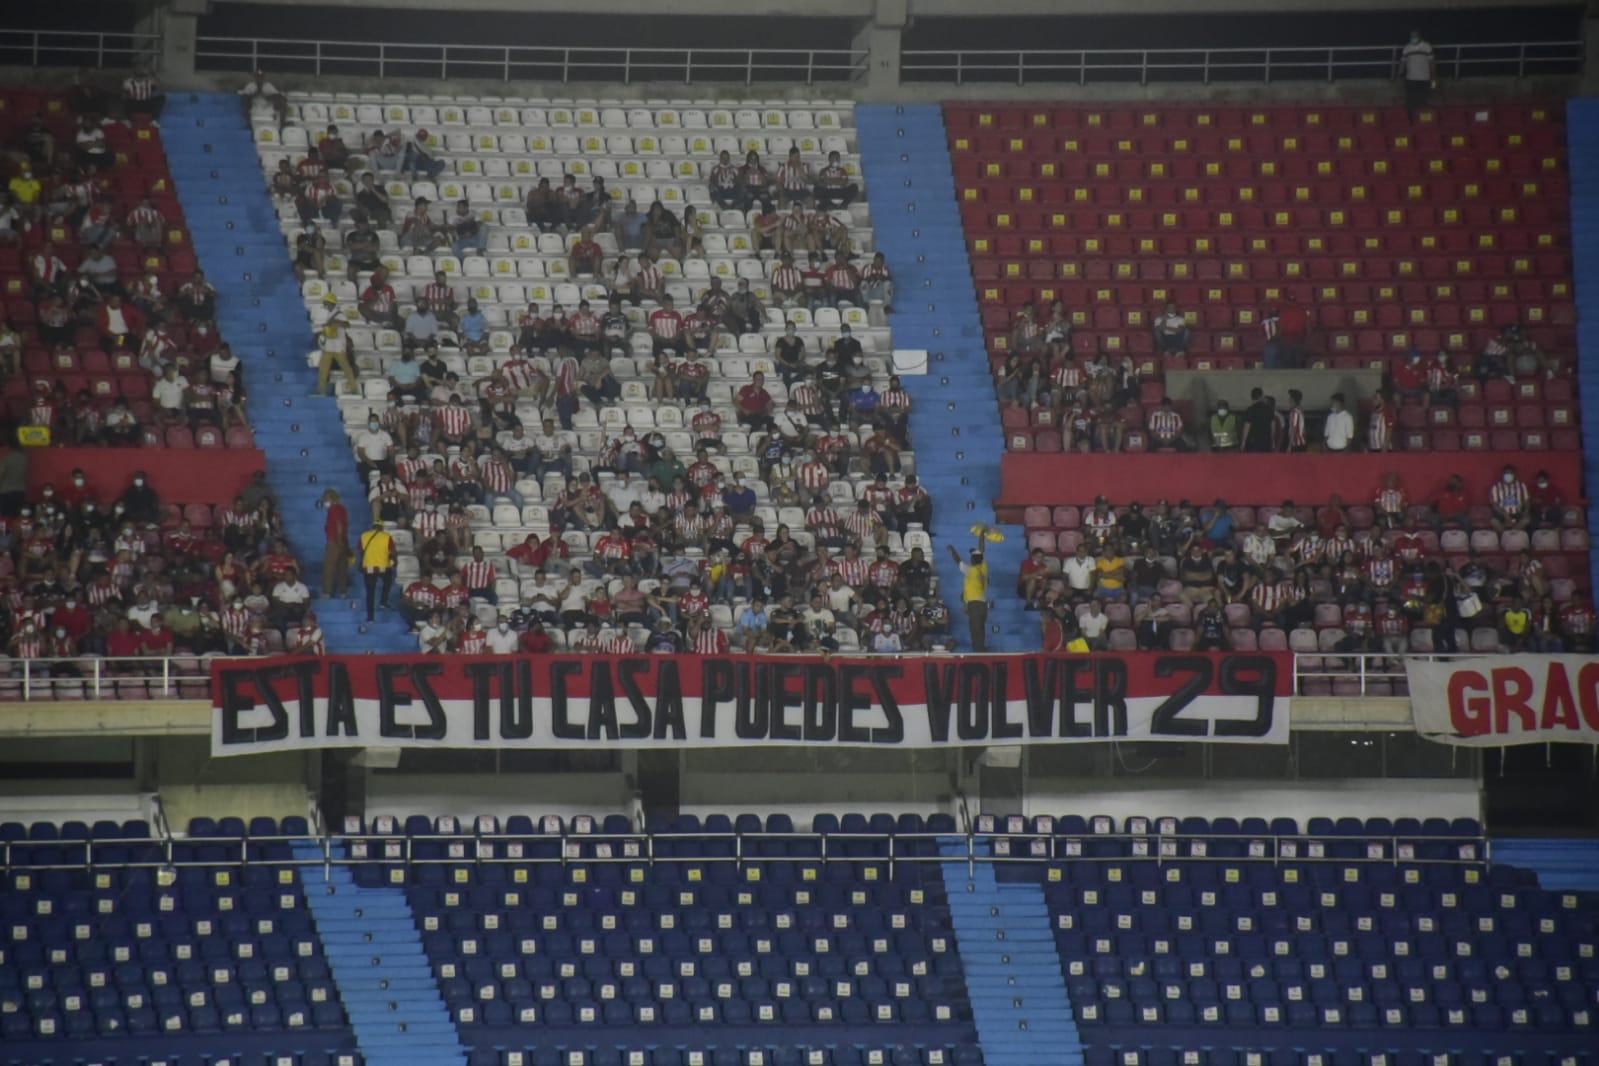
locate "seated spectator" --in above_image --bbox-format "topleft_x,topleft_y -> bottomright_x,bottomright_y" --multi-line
815,150 -> 859,209
449,199 -> 486,258
1152,303 -> 1190,354
1489,464 -> 1531,531
403,129 -> 445,181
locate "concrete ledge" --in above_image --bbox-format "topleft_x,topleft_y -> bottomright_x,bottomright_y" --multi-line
0,701 -> 210,738
1292,696 -> 1413,731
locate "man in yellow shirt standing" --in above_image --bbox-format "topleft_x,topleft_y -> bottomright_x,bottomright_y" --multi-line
314,293 -> 358,397
947,537 -> 990,652
358,519 -> 396,622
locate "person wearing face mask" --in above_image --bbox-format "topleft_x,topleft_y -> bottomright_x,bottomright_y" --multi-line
354,416 -> 395,484
119,472 -> 160,525
484,614 -> 520,655
1400,30 -> 1435,122
1322,392 -> 1355,453
1207,401 -> 1239,452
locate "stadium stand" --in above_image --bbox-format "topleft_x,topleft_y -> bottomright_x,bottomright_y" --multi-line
947,101 -> 1595,658
243,92 -> 952,656
0,89 -> 255,451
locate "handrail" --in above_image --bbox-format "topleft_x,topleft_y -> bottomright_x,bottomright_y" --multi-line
195,36 -> 869,85
0,650 -> 1433,704
902,40 -> 1583,87
0,826 -> 1488,874
0,29 -> 162,71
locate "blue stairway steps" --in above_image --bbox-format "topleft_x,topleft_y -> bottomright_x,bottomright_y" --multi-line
293,844 -> 467,1066
939,839 -> 1085,1066
1565,100 -> 1599,587
1492,839 -> 1599,892
162,94 -> 412,652
857,105 -> 1031,652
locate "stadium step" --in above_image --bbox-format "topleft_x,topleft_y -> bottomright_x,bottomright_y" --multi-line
294,844 -> 469,1066
163,93 -> 413,653
939,838 -> 1085,1066
1491,839 -> 1599,892
857,105 -> 1031,652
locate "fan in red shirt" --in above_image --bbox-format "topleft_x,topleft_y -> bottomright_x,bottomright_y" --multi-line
140,619 -> 176,656
1433,475 -> 1471,529
518,622 -> 553,654
648,295 -> 685,355
508,533 -> 565,570
1391,350 -> 1428,400
736,371 -> 775,432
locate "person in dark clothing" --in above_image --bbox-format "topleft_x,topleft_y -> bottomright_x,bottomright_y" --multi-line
119,471 -> 161,525
1241,387 -> 1275,453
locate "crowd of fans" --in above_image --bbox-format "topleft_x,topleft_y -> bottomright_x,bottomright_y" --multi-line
997,297 -> 1571,455
0,77 -> 255,451
1021,466 -> 1594,657
264,100 -> 947,655
0,457 -> 336,675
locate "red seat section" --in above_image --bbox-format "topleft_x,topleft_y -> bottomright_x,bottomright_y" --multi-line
949,102 -> 1578,458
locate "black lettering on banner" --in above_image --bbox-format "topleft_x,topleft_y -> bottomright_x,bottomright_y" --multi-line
506,659 -> 534,739
992,660 -> 1021,740
738,663 -> 774,739
957,663 -> 989,741
293,660 -> 319,737
1095,657 -> 1129,737
700,659 -> 734,739
923,662 -> 955,742
838,663 -> 871,744
1022,657 -> 1056,736
1150,655 -> 1213,737
550,660 -> 584,739
1215,655 -> 1278,738
219,668 -> 283,745
654,660 -> 685,740
1059,660 -> 1094,738
377,663 -> 414,738
410,663 -> 447,740
770,662 -> 803,741
803,663 -> 838,742
466,662 -> 499,741
589,663 -> 619,740
324,660 -> 357,738
870,665 -> 904,743
617,659 -> 653,740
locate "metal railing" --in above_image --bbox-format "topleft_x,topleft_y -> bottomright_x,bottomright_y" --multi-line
195,36 -> 869,85
902,40 -> 1584,87
0,656 -> 223,703
0,651 -> 1432,704
0,29 -> 161,71
0,824 -> 1486,876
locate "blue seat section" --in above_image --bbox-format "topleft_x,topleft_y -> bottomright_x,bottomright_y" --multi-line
159,92 -> 412,653
0,821 -> 354,1066
981,812 -> 1599,1062
1565,98 -> 1599,583
1490,839 -> 1599,893
940,837 -> 1084,1066
292,842 -> 468,1066
855,105 -> 1030,652
334,812 -> 977,1063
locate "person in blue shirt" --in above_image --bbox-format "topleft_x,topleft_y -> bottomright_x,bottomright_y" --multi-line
847,381 -> 879,427
736,598 -> 769,650
1201,498 -> 1236,549
721,474 -> 757,519
386,349 -> 426,403
458,299 -> 489,356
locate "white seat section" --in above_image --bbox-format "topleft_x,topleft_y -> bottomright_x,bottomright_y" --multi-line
268,91 -> 937,648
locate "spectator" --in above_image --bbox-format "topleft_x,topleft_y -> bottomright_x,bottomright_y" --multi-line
1136,595 -> 1174,650
1207,399 -> 1239,451
947,534 -> 990,651
815,150 -> 859,209
1322,392 -> 1355,453
238,68 -> 288,128
1489,465 -> 1530,531
1400,30 -> 1436,121
1152,303 -> 1190,355
403,129 -> 446,181
322,488 -> 351,599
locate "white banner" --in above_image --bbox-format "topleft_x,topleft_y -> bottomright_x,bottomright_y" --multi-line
1407,655 -> 1599,746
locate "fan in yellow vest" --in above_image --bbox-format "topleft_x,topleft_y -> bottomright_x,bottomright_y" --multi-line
358,519 -> 395,622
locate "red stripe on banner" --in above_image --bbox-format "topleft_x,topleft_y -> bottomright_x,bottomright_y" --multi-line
210,653 -> 1294,755
1407,655 -> 1599,746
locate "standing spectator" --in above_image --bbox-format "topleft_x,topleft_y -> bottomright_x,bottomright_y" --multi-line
322,488 -> 350,599
121,67 -> 165,121
1400,30 -> 1436,121
359,519 -> 396,622
1322,393 -> 1355,453
1208,400 -> 1239,451
947,535 -> 991,652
